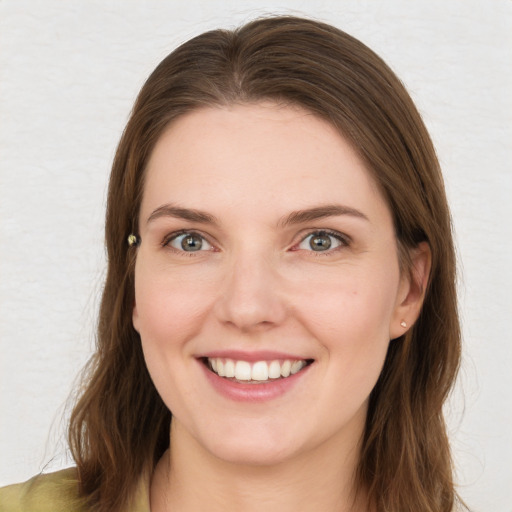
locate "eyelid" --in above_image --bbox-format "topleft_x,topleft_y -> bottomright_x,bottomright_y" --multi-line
162,230 -> 218,252
292,229 -> 351,252
159,228 -> 350,254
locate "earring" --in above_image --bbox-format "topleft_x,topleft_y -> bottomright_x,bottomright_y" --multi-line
400,320 -> 407,328
127,234 -> 140,246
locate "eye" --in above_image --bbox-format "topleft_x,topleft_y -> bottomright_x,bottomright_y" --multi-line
296,230 -> 348,252
165,232 -> 213,252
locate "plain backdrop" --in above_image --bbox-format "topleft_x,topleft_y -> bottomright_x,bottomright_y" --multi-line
1,1 -> 511,510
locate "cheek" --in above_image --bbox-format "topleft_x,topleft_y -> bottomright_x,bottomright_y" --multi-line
133,261 -> 217,345
133,269 -> 214,412
291,265 -> 399,389
291,262 -> 400,339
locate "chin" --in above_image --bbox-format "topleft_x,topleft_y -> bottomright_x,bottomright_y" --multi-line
208,439 -> 297,467
194,419 -> 304,467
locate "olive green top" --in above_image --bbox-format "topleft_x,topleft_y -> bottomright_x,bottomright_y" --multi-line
0,468 -> 151,511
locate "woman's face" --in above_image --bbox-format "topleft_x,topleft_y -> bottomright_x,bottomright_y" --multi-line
133,103 -> 416,465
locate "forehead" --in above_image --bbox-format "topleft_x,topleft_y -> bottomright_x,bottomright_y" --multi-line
141,102 -> 390,226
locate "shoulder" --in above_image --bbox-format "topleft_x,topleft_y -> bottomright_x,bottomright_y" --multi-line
0,468 -> 87,512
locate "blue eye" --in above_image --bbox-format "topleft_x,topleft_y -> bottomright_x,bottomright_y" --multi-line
297,231 -> 346,252
166,232 -> 213,252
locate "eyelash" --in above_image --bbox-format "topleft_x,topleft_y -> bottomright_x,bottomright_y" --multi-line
161,230 -> 215,256
293,229 -> 351,256
161,229 -> 350,255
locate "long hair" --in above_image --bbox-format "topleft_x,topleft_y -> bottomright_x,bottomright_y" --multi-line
68,16 -> 462,511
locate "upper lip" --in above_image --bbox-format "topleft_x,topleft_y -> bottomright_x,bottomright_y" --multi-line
197,350 -> 312,362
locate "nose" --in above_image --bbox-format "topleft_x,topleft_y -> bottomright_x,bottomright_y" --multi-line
214,249 -> 287,333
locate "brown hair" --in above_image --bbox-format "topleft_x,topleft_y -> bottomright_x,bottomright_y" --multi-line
68,16 -> 463,511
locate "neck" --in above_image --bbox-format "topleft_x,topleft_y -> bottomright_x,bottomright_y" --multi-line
150,420 -> 368,512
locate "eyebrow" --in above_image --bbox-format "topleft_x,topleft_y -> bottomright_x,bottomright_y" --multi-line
279,204 -> 369,227
146,204 -> 218,225
146,203 -> 368,227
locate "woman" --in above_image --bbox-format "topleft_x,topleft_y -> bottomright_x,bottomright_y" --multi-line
0,15 -> 464,512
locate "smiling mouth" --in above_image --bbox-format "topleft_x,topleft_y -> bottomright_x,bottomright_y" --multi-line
203,357 -> 314,383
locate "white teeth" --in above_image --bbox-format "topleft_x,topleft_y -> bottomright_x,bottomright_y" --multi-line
224,359 -> 235,378
280,360 -> 291,378
268,360 -> 281,379
234,361 -> 252,381
290,360 -> 306,375
208,357 -> 309,382
251,361 -> 269,381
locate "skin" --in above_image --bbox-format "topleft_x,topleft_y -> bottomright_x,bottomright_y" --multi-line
132,102 -> 430,512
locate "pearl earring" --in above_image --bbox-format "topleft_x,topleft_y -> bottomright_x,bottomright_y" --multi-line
400,320 -> 407,328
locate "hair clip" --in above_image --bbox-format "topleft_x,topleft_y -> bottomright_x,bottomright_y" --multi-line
127,234 -> 141,247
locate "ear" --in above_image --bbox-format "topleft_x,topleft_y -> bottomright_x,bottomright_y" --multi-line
389,241 -> 431,339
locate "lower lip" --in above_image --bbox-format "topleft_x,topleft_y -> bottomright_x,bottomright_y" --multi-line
199,360 -> 311,402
